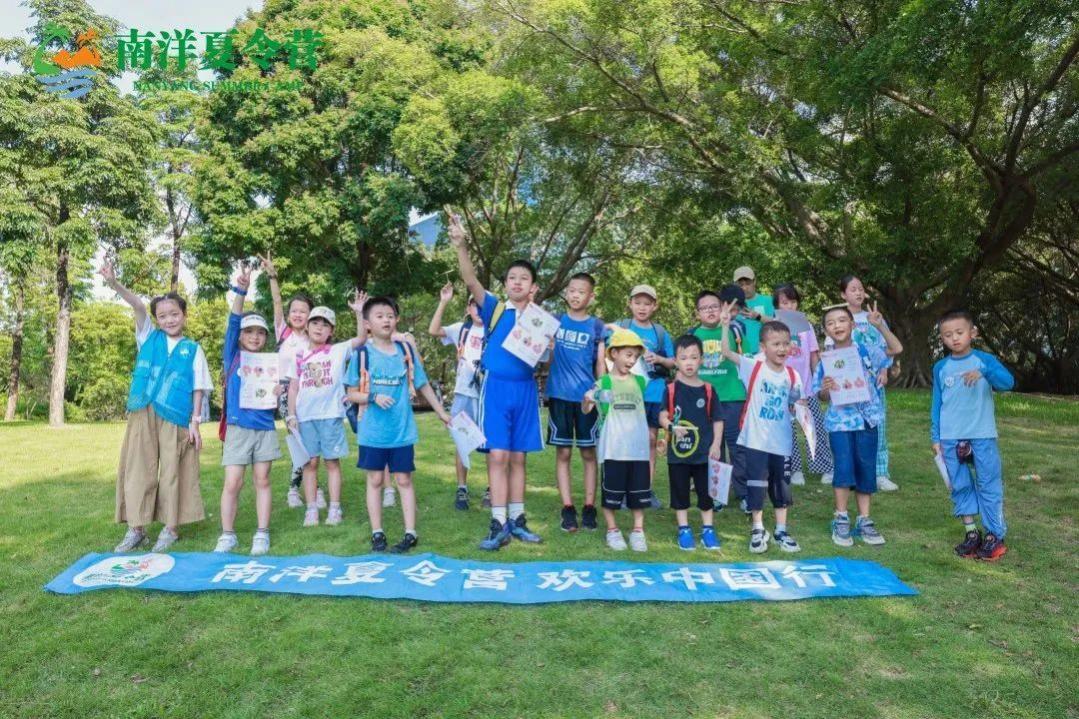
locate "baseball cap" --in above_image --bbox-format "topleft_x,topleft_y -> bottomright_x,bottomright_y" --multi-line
240,313 -> 269,332
607,328 -> 646,354
629,284 -> 658,300
308,306 -> 336,326
733,266 -> 755,282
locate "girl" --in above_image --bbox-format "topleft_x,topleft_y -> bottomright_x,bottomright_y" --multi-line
773,283 -> 833,484
836,276 -> 903,490
215,263 -> 282,555
101,262 -> 212,553
260,253 -> 325,510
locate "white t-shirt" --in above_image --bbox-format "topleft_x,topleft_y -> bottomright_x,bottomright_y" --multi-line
441,321 -> 485,398
286,340 -> 354,421
736,356 -> 802,456
594,375 -> 651,462
276,322 -> 311,381
135,316 -> 213,392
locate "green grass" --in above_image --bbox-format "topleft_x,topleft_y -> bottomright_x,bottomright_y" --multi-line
1,390 -> 1076,718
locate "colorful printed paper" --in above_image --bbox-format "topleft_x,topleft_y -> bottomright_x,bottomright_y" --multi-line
708,458 -> 733,505
795,402 -> 817,461
449,411 -> 487,470
239,351 -> 280,409
819,347 -> 871,406
501,302 -> 560,367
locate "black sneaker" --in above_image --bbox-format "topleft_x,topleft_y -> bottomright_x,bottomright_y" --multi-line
454,486 -> 470,511
371,531 -> 388,552
481,487 -> 492,509
954,529 -> 982,558
581,504 -> 598,530
560,506 -> 579,532
389,533 -> 418,554
976,533 -> 1007,561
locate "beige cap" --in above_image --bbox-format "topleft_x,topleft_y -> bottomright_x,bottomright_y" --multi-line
308,306 -> 336,326
733,266 -> 755,282
240,313 -> 269,332
629,284 -> 658,300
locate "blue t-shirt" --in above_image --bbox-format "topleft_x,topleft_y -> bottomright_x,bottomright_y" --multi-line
345,341 -> 430,448
479,292 -> 534,382
931,350 -> 1014,442
609,320 -> 675,403
547,314 -> 605,402
223,313 -> 275,431
811,340 -> 887,433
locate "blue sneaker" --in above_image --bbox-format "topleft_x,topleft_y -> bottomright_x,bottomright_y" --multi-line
677,526 -> 695,551
509,514 -> 543,543
700,526 -> 721,550
479,519 -> 512,551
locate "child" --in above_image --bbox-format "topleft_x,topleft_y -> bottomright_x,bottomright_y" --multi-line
932,309 -> 1015,561
285,293 -> 367,527
719,306 -> 803,554
215,264 -> 281,555
547,272 -> 606,532
100,261 -> 212,553
260,253 -> 324,510
610,284 -> 675,503
583,329 -> 651,551
773,283 -> 834,484
449,213 -> 544,550
347,296 -> 452,553
814,304 -> 901,547
733,266 -> 774,356
428,281 -> 489,510
658,335 -> 723,550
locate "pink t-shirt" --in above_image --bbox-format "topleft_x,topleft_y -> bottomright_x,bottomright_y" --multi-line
785,329 -> 818,388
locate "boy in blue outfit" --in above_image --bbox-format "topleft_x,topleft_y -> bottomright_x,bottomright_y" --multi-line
932,310 -> 1015,561
346,297 -> 451,554
547,272 -> 606,532
449,213 -> 545,550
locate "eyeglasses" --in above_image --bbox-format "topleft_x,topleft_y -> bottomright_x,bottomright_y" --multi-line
697,304 -> 721,312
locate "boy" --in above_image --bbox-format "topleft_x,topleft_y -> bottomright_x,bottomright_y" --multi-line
610,284 -> 675,503
719,306 -> 803,554
658,335 -> 723,550
932,309 -> 1015,561
583,329 -> 651,551
449,213 -> 545,550
733,266 -> 774,356
814,304 -> 901,547
547,272 -> 606,532
285,294 -> 366,527
346,296 -> 452,553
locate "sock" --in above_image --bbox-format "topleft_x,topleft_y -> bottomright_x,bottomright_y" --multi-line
371,527 -> 383,535
255,528 -> 269,536
679,525 -> 691,531
330,502 -> 341,510
458,484 -> 468,491
752,520 -> 764,531
405,529 -> 416,539
702,524 -> 713,530
835,511 -> 849,521
306,502 -> 317,511
607,528 -> 620,535
631,527 -> 644,534
857,515 -> 870,523
775,523 -> 787,534
964,521 -> 977,532
492,506 -> 508,525
221,530 -> 236,537
508,502 -> 525,521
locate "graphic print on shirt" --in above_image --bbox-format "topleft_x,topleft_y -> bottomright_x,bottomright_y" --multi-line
298,351 -> 333,390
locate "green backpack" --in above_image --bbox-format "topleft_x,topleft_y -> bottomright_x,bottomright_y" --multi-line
594,373 -> 648,423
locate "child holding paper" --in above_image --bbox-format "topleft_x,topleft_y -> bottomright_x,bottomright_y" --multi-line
658,335 -> 723,550
813,304 -> 901,547
932,310 -> 1014,561
215,264 -> 281,555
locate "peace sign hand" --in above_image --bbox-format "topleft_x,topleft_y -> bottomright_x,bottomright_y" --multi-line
259,251 -> 277,279
446,213 -> 466,247
235,263 -> 253,291
99,261 -> 118,286
866,301 -> 885,328
718,300 -> 734,326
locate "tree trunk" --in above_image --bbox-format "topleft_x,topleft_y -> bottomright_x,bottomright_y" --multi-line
888,308 -> 939,389
48,239 -> 72,427
167,187 -> 182,293
4,283 -> 25,421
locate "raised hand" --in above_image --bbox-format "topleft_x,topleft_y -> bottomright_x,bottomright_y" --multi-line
259,252 -> 277,279
348,289 -> 368,314
866,301 -> 885,328
99,261 -> 117,286
718,300 -> 734,326
439,282 -> 454,303
447,213 -> 466,247
235,263 -> 253,291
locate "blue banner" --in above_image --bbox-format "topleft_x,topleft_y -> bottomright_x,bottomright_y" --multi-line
45,552 -> 916,604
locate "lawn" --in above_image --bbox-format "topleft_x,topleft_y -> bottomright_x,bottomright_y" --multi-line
0,390 -> 1076,719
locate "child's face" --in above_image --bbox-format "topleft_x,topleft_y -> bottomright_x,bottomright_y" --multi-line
154,300 -> 186,337
777,294 -> 798,311
610,346 -> 642,373
842,278 -> 866,310
564,279 -> 594,312
240,327 -> 268,352
365,304 -> 399,339
675,345 -> 702,378
939,317 -> 976,355
823,310 -> 852,343
629,294 -> 657,323
288,300 -> 310,331
467,300 -> 481,324
761,329 -> 791,366
695,294 -> 722,327
505,266 -> 537,303
307,317 -> 333,344
737,277 -> 757,299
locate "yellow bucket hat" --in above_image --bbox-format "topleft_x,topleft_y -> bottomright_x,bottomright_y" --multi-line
607,328 -> 646,355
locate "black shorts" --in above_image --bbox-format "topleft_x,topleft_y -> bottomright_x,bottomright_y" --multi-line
668,463 -> 711,510
601,460 -> 651,509
743,446 -> 793,511
645,401 -> 663,429
546,397 -> 599,448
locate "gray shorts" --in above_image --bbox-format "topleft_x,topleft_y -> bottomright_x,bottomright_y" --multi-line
221,425 -> 282,466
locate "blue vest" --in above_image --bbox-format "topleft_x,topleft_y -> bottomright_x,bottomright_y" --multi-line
126,329 -> 199,427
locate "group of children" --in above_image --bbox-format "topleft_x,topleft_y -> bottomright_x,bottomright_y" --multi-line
100,216 -> 1015,562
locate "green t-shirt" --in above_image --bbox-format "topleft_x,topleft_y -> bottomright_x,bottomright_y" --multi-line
741,294 -> 775,356
691,325 -> 746,402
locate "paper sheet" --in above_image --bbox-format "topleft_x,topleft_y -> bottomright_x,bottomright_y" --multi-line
286,426 -> 310,471
239,351 -> 280,410
794,402 -> 816,461
819,347 -> 872,406
934,452 -> 952,491
501,302 -> 560,368
708,458 -> 733,505
449,411 -> 487,470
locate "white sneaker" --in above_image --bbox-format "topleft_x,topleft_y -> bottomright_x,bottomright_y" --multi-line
628,530 -> 648,552
151,527 -> 178,553
316,488 -> 327,509
821,472 -> 833,485
250,532 -> 270,556
606,529 -> 627,551
114,528 -> 146,553
382,487 -> 396,507
791,471 -> 806,486
213,533 -> 239,553
877,476 -> 899,492
303,507 -> 319,527
286,487 -> 303,509
325,505 -> 343,526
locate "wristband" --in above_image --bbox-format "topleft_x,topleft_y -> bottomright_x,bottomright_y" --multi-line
231,285 -> 247,296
